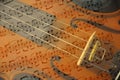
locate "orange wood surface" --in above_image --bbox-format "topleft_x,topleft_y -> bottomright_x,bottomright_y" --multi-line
0,0 -> 120,80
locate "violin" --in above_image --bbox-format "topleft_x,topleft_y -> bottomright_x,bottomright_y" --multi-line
0,0 -> 120,80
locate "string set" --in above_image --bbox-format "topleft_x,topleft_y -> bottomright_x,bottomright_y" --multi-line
0,1 -> 108,72
0,3 -> 90,50
1,19 -> 108,72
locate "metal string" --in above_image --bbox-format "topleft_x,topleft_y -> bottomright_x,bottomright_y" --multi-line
0,11 -> 84,51
1,19 -> 79,59
2,3 -> 89,42
1,19 -> 108,72
0,2 -> 109,71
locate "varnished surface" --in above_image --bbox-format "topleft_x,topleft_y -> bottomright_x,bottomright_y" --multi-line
0,0 -> 120,80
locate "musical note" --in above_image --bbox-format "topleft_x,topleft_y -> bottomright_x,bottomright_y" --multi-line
0,26 -> 14,37
0,54 -> 52,79
0,0 -> 119,80
33,70 -> 53,80
1,20 -> 56,50
71,0 -> 119,13
2,0 -> 56,25
17,22 -> 35,33
68,1 -> 120,18
0,12 -> 12,20
70,18 -> 120,34
0,0 -> 13,4
1,8 -> 23,18
31,19 -> 48,29
1,11 -> 55,37
13,73 -> 42,80
50,56 -> 77,80
11,66 -> 53,80
0,2 -> 62,47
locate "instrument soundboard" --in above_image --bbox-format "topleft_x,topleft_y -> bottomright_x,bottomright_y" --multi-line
0,0 -> 120,80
